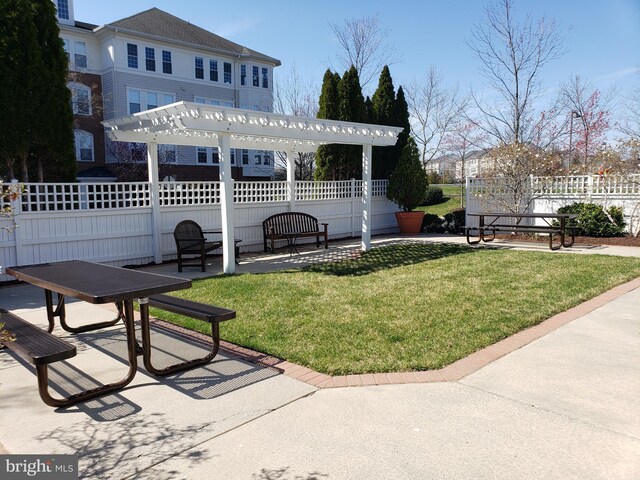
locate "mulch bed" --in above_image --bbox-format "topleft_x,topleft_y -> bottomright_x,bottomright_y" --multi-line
493,233 -> 640,247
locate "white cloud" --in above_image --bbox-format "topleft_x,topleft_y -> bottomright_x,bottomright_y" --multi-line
593,67 -> 640,83
215,18 -> 260,39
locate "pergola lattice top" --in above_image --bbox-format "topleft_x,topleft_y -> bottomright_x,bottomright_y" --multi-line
103,101 -> 403,152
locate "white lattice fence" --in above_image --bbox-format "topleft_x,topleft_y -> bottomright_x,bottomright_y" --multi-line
1,180 -> 398,281
467,175 -> 640,233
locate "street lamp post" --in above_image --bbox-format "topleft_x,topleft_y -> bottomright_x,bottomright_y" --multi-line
568,110 -> 582,167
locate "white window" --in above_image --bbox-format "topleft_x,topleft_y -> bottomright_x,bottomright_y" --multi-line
127,89 -> 175,114
252,66 -> 259,87
254,153 -> 262,165
242,149 -> 249,165
69,83 -> 91,115
162,50 -> 172,74
159,144 -> 177,163
145,47 -> 155,71
57,0 -> 69,20
262,68 -> 269,88
240,65 -> 247,86
195,57 -> 204,79
74,131 -> 94,162
127,43 -> 138,69
223,62 -> 232,84
74,41 -> 87,68
209,60 -> 218,82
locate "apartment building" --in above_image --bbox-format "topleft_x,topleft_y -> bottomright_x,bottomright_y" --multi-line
54,0 -> 280,181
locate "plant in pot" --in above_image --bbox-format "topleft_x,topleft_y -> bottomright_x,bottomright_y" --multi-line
386,137 -> 428,234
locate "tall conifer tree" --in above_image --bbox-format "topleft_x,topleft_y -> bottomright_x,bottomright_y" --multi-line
393,86 -> 411,164
315,70 -> 341,180
31,0 -> 76,181
0,0 -> 41,180
338,66 -> 365,179
371,65 -> 397,178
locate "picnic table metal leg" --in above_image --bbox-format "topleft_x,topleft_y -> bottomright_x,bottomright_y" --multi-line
44,289 -> 124,334
138,299 -> 221,376
35,300 -> 139,408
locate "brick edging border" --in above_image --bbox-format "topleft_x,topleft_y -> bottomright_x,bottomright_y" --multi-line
151,277 -> 640,389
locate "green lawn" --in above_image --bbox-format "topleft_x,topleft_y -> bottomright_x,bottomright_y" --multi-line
418,184 -> 465,217
151,243 -> 640,375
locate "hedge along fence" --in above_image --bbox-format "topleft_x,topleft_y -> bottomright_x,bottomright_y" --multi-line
0,180 -> 398,282
466,175 -> 640,236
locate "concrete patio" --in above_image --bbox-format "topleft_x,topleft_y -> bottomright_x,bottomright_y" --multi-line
1,235 -> 639,479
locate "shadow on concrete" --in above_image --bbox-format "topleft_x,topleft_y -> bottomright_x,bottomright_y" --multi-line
37,413 -> 210,479
252,467 -> 329,480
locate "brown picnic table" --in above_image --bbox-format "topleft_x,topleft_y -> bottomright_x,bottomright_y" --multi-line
466,212 -> 578,251
4,260 -> 234,407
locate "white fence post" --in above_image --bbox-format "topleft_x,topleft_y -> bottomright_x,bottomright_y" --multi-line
351,178 -> 357,237
147,142 -> 162,264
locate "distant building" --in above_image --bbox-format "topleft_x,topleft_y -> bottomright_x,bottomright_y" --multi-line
54,0 -> 280,181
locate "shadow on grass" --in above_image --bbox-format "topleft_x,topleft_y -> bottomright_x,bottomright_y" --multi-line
304,242 -> 473,276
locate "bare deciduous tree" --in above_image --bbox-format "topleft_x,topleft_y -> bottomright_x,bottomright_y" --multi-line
468,0 -> 565,145
559,75 -> 613,171
329,14 -> 400,91
273,65 -> 319,180
406,67 -> 468,169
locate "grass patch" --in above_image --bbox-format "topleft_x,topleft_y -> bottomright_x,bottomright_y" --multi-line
151,243 -> 640,375
418,185 -> 465,217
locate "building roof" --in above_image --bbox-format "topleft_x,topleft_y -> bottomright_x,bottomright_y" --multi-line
102,8 -> 280,65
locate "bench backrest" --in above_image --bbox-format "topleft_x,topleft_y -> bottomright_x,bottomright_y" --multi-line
262,212 -> 319,236
174,220 -> 204,250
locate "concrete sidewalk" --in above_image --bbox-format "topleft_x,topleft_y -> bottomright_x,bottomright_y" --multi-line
0,236 -> 639,479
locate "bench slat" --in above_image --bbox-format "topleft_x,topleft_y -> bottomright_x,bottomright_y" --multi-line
1,310 -> 76,366
148,294 -> 235,323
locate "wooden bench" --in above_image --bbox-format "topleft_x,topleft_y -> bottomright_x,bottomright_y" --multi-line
145,294 -> 235,376
262,212 -> 328,253
1,309 -> 77,407
174,220 -> 241,272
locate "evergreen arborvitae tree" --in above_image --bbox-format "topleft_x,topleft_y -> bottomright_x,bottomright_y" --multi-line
393,86 -> 411,165
0,0 -> 42,181
363,96 -> 374,124
337,66 -> 365,179
386,137 -> 427,212
371,66 -> 397,179
315,70 -> 341,180
31,0 -> 76,182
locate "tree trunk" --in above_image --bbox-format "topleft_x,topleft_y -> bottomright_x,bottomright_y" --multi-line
20,154 -> 29,183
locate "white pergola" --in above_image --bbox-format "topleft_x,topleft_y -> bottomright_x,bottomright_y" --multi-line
103,102 -> 402,274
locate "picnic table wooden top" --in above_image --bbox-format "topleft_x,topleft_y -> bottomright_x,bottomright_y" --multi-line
467,212 -> 578,219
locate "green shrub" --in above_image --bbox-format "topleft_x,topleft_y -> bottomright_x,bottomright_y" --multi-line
422,186 -> 444,206
422,213 -> 445,233
387,138 -> 428,211
557,203 -> 626,237
444,208 -> 466,234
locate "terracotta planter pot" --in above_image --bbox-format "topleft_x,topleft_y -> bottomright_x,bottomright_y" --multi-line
395,211 -> 425,234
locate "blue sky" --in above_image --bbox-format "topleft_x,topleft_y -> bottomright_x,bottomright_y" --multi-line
74,0 -> 639,103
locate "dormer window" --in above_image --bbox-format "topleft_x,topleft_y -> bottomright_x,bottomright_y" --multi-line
57,0 -> 69,20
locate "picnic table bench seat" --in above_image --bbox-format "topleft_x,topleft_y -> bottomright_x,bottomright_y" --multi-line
262,212 -> 328,253
1,309 -> 77,407
145,294 -> 235,376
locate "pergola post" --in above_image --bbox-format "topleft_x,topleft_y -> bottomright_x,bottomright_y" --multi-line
361,144 -> 373,251
146,142 -> 162,264
286,149 -> 296,211
218,133 -> 235,273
